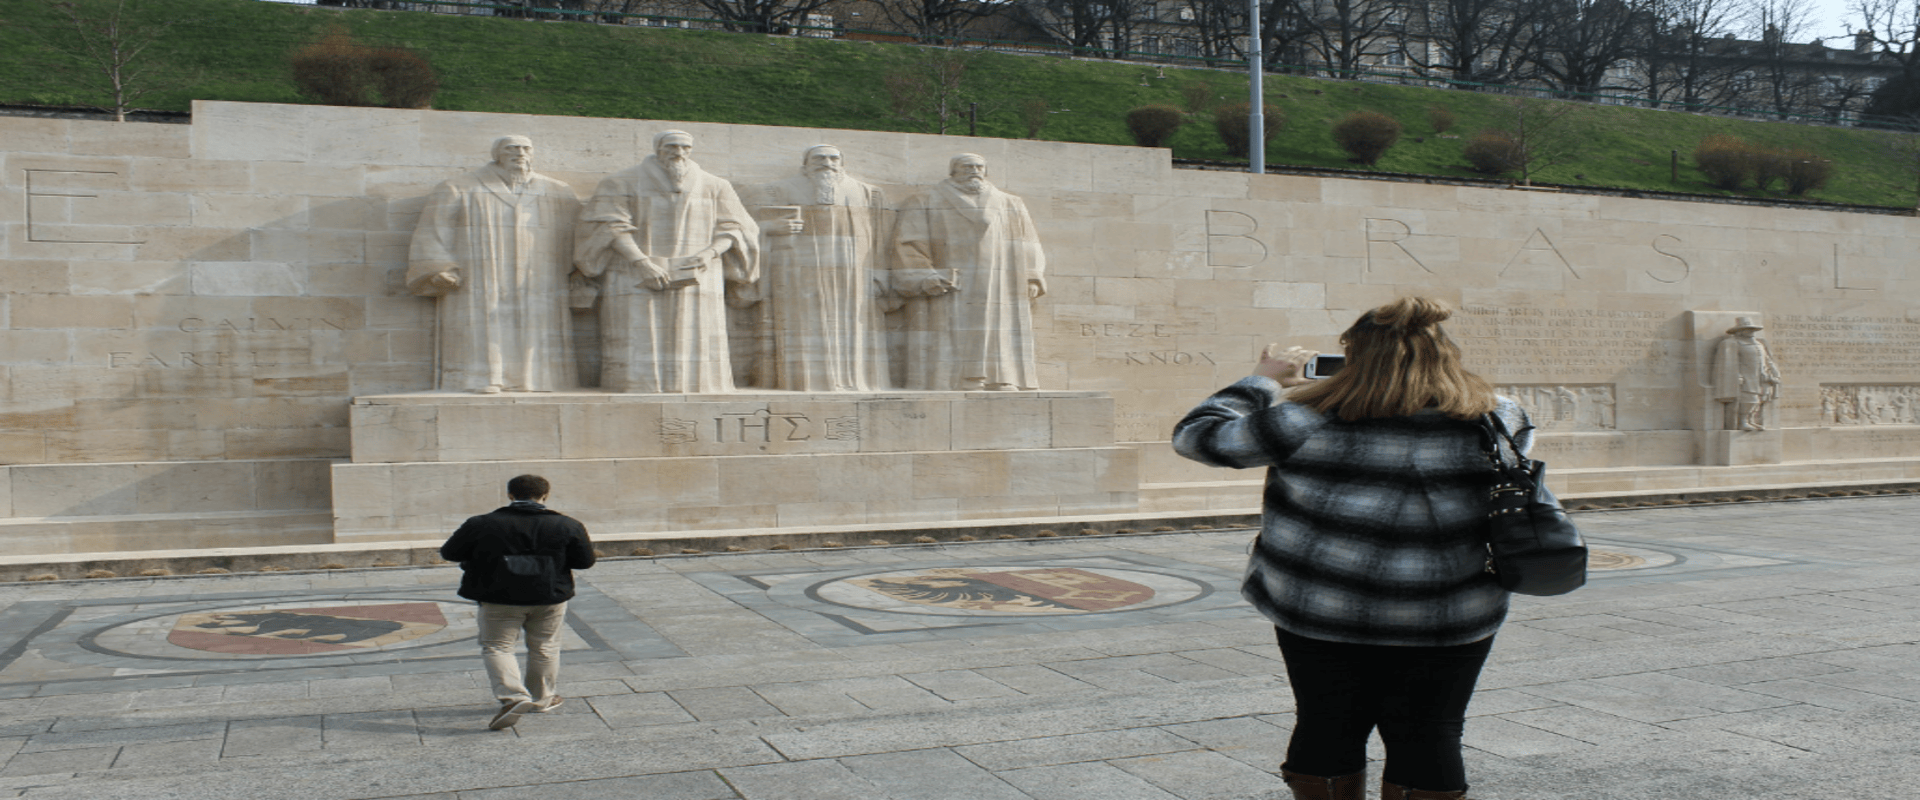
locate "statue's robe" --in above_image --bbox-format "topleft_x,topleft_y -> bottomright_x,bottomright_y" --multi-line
407,164 -> 579,393
574,158 -> 759,393
748,173 -> 893,391
893,181 -> 1047,391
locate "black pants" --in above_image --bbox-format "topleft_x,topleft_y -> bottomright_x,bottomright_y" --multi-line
1275,627 -> 1495,792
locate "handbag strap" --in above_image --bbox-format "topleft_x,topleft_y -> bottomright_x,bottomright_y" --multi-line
1478,412 -> 1535,488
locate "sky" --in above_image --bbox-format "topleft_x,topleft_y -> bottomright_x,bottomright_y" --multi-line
1802,0 -> 1860,42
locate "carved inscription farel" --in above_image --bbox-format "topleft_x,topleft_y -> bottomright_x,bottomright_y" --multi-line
108,351 -> 310,369
1771,316 -> 1920,373
1818,385 -> 1920,425
1452,306 -> 1665,378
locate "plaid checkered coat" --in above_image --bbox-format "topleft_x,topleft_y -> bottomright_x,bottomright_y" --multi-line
1174,377 -> 1532,647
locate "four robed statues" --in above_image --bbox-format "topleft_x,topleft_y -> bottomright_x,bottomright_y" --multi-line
412,135 -> 1048,395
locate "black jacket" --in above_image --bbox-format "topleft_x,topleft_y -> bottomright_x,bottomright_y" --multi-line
440,505 -> 596,605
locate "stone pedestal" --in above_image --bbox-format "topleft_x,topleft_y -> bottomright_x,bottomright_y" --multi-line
332,391 -> 1138,542
1702,429 -> 1784,466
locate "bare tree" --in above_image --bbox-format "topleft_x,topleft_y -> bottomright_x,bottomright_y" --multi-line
1529,0 -> 1657,97
1186,0 -> 1251,61
691,0 -> 836,33
1019,0 -> 1117,55
1848,0 -> 1920,78
1491,96 -> 1588,185
1398,0 -> 1545,86
39,0 -> 186,122
1278,0 -> 1402,78
885,47 -> 997,133
1632,0 -> 1750,110
878,0 -> 994,43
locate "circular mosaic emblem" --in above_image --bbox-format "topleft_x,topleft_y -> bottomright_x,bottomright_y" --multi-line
85,599 -> 475,661
809,566 -> 1210,617
1585,545 -> 1679,572
1588,550 -> 1647,570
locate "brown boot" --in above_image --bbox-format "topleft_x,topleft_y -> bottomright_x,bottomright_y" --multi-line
1380,780 -> 1468,799
1280,767 -> 1364,800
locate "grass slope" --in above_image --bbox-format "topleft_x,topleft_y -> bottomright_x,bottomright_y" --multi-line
4,0 -> 1917,207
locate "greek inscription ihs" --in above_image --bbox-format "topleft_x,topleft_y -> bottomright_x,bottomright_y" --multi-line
692,409 -> 864,444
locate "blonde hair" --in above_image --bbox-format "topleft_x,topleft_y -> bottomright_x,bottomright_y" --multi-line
1286,297 -> 1498,421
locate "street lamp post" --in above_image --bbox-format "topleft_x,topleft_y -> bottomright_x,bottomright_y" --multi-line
1248,0 -> 1263,174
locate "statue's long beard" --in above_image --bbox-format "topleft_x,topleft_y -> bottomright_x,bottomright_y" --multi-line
954,175 -> 987,195
502,162 -> 533,186
807,167 -> 842,204
662,157 -> 693,190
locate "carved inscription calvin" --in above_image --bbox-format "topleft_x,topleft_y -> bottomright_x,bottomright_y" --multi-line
655,409 -> 862,444
1771,316 -> 1920,374
1496,384 -> 1618,431
1205,210 -> 1266,267
24,169 -> 145,244
1451,306 -> 1665,378
1819,386 -> 1920,425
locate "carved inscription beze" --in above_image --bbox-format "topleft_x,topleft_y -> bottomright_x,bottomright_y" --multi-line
654,408 -> 864,444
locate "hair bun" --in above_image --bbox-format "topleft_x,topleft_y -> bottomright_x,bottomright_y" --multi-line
1370,297 -> 1453,330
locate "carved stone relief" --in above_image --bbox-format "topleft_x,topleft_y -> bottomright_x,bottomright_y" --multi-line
1496,385 -> 1618,431
1820,385 -> 1920,425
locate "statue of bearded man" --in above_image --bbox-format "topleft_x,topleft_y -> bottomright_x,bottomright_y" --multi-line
574,130 -> 760,393
744,145 -> 893,391
893,153 -> 1048,391
407,135 -> 580,393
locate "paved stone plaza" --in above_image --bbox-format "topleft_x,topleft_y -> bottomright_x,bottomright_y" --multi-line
0,495 -> 1915,799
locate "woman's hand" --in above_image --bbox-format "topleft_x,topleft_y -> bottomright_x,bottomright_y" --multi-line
1254,344 -> 1316,388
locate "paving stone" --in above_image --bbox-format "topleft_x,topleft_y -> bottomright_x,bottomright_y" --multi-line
956,729 -> 1201,771
1156,717 -> 1286,772
0,746 -> 119,777
221,716 -> 323,758
751,683 -> 870,716
106,738 -> 224,770
460,770 -> 737,800
970,665 -> 1097,696
998,761 -> 1182,800
1111,749 -> 1287,800
717,759 -> 887,800
19,721 -> 224,754
587,692 -> 694,728
899,670 -> 1022,702
322,710 -> 422,750
841,749 -> 1033,800
664,687 -> 783,722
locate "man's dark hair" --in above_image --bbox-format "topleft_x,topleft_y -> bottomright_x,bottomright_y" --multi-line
507,474 -> 550,500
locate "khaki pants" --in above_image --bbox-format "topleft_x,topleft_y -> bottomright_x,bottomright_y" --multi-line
477,601 -> 567,704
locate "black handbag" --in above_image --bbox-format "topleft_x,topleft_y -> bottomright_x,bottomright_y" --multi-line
1479,413 -> 1588,596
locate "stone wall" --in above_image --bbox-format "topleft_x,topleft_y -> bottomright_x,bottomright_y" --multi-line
3,101 -> 1917,554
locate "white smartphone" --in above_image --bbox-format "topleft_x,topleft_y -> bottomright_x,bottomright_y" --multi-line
1304,354 -> 1346,380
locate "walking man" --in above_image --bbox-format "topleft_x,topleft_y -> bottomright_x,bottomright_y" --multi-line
440,475 -> 596,730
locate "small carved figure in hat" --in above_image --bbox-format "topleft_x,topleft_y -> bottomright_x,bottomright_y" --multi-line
1710,316 -> 1781,431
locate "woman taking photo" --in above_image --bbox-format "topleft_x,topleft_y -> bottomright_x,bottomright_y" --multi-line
1173,297 -> 1530,800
